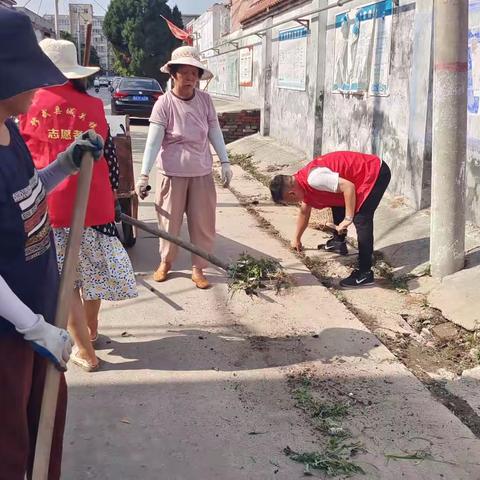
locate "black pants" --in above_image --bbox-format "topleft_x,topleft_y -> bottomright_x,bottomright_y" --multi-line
331,161 -> 391,271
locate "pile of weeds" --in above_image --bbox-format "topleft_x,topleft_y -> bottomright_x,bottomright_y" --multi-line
286,376 -> 365,477
284,440 -> 364,477
227,253 -> 292,296
293,381 -> 350,437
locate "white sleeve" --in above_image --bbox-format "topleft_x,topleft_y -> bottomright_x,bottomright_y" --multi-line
0,274 -> 38,331
307,167 -> 339,193
208,123 -> 229,164
140,123 -> 166,176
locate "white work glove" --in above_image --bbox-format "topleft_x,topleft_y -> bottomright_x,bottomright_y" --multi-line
16,315 -> 72,371
135,174 -> 150,199
57,129 -> 104,174
221,162 -> 233,187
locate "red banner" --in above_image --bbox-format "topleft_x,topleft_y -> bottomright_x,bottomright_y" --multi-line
160,15 -> 193,46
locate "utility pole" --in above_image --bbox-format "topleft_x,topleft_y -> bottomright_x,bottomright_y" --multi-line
54,0 -> 59,38
430,0 -> 468,279
77,10 -> 81,63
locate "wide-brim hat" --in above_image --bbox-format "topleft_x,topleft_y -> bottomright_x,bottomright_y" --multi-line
39,38 -> 100,79
0,7 -> 67,100
161,46 -> 214,80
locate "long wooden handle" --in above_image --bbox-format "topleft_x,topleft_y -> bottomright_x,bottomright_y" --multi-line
32,153 -> 94,480
120,213 -> 230,272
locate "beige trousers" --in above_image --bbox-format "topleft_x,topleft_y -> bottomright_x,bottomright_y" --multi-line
155,172 -> 216,269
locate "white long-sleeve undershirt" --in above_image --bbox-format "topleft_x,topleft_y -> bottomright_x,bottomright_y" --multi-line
140,122 -> 230,176
0,274 -> 38,330
140,123 -> 165,176
208,123 -> 229,165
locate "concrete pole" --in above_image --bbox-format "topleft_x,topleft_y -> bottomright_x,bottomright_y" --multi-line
430,0 -> 468,279
260,17 -> 273,136
54,0 -> 59,38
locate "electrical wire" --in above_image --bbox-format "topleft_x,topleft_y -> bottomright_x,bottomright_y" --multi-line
36,0 -> 44,15
91,0 -> 107,13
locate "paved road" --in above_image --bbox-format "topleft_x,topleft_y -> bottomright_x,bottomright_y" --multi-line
60,95 -> 480,480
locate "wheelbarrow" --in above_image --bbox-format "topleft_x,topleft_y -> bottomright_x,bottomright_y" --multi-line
106,114 -> 138,248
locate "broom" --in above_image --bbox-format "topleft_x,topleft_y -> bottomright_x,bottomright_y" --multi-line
32,22 -> 95,480
32,154 -> 94,479
120,213 -> 291,296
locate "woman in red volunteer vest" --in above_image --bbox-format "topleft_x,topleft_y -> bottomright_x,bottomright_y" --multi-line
19,39 -> 137,371
269,151 -> 391,288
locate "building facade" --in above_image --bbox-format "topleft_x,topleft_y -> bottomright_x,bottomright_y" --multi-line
182,14 -> 199,27
15,6 -> 54,41
196,0 -> 480,227
189,3 -> 231,54
44,7 -> 113,73
0,0 -> 16,7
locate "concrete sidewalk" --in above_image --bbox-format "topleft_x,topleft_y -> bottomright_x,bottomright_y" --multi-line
224,133 -> 480,332
61,119 -> 480,479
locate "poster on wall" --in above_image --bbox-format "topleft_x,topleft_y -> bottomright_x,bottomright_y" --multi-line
204,51 -> 239,97
368,0 -> 393,95
468,0 -> 480,114
239,47 -> 253,87
332,0 -> 393,96
277,26 -> 308,90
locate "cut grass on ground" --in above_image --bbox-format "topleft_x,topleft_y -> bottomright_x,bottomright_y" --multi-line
227,253 -> 293,296
228,152 -> 271,187
285,375 -> 365,477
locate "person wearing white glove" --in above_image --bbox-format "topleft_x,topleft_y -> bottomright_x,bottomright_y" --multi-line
0,276 -> 72,370
136,46 -> 233,290
0,9 -> 102,479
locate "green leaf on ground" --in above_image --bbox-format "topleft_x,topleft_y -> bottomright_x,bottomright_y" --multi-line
284,442 -> 365,477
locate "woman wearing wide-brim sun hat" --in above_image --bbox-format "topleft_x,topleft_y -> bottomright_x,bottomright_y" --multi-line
19,38 -> 138,373
135,46 -> 233,290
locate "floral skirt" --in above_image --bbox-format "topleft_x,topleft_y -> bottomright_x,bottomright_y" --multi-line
53,227 -> 138,301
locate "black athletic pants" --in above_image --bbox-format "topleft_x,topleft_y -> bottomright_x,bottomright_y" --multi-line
331,161 -> 391,271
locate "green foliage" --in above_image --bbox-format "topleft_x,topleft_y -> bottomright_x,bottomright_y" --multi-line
103,0 -> 183,84
284,441 -> 365,477
88,45 -> 101,68
293,384 -> 349,437
227,253 -> 292,296
60,30 -> 75,42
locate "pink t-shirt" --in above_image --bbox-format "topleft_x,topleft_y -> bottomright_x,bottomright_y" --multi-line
149,89 -> 219,177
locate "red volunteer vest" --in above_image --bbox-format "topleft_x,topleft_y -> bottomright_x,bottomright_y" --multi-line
294,151 -> 381,212
19,83 -> 114,228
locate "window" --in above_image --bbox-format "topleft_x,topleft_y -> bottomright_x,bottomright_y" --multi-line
120,78 -> 162,91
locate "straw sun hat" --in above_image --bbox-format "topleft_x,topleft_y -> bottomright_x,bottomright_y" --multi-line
39,38 -> 100,79
160,46 -> 213,80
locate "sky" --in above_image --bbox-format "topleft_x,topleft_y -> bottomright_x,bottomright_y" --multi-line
16,0 -> 222,16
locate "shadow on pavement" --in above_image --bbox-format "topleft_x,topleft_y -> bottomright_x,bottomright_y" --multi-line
94,327 -> 379,372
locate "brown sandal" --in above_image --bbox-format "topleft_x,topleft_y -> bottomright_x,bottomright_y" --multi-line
191,272 -> 210,289
153,262 -> 171,282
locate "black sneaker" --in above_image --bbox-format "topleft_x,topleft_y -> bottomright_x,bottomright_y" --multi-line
339,269 -> 374,288
323,237 -> 348,256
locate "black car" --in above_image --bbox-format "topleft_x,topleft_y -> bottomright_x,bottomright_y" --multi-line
111,77 -> 163,117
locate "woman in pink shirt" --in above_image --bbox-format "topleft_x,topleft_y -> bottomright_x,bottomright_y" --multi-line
135,47 -> 232,289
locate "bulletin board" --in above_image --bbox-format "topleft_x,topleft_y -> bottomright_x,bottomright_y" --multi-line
333,0 -> 393,96
278,26 -> 308,91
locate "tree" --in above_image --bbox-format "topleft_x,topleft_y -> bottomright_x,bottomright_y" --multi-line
103,0 -> 183,85
60,30 -> 75,42
86,45 -> 101,68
